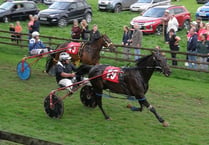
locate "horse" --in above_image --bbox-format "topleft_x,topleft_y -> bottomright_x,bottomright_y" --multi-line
45,34 -> 116,75
77,50 -> 171,127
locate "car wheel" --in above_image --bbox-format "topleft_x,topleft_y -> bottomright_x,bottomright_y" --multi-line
85,13 -> 92,23
114,4 -> 122,13
58,18 -> 67,27
156,25 -> 163,35
183,20 -> 190,30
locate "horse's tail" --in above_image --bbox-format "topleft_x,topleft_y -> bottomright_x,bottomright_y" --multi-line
75,64 -> 93,81
45,54 -> 56,74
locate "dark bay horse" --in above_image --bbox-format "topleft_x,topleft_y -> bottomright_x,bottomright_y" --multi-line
77,50 -> 171,127
46,34 -> 115,74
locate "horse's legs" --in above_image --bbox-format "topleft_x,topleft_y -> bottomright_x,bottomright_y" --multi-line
95,90 -> 110,120
140,98 -> 168,126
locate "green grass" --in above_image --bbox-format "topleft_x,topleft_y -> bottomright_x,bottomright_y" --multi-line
0,0 -> 209,145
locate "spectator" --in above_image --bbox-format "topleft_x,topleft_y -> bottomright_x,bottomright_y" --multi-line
80,19 -> 89,40
28,31 -> 49,55
9,23 -> 15,42
122,25 -> 131,60
31,15 -> 40,33
197,22 -> 207,41
14,21 -> 22,44
88,24 -> 101,44
185,22 -> 198,66
195,17 -> 202,32
196,33 -> 209,70
131,23 -> 143,60
28,14 -> 34,39
168,28 -> 181,66
71,19 -> 81,40
55,52 -> 76,93
205,23 -> 209,40
187,27 -> 198,69
167,14 -> 179,34
161,9 -> 171,43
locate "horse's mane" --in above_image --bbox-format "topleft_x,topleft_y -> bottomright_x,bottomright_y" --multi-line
136,54 -> 153,67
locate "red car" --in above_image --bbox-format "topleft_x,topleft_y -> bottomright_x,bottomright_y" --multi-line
130,5 -> 191,34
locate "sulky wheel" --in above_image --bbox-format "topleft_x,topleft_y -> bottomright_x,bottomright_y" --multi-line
16,61 -> 31,80
80,85 -> 97,108
44,94 -> 64,119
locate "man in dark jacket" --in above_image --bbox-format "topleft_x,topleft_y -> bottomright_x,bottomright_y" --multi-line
88,24 -> 101,43
187,27 -> 198,69
31,15 -> 40,33
55,52 -> 76,92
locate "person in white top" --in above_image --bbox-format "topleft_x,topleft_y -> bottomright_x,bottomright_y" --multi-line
167,14 -> 179,34
28,31 -> 49,55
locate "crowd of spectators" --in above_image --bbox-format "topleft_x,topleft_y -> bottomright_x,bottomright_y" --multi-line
7,10 -> 209,70
186,17 -> 209,70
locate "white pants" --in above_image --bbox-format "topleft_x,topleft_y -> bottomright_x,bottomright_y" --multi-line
30,49 -> 48,55
58,79 -> 73,91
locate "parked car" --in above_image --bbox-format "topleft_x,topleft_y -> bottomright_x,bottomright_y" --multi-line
196,0 -> 209,4
0,1 -> 39,22
98,0 -> 137,13
196,2 -> 209,20
43,0 -> 56,5
130,5 -> 191,34
130,0 -> 171,12
38,0 -> 92,27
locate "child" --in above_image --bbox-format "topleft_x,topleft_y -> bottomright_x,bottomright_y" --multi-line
9,23 -> 15,42
15,21 -> 22,44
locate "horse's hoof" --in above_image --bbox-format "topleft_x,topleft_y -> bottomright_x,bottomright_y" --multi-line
106,117 -> 112,120
126,104 -> 132,108
162,121 -> 169,127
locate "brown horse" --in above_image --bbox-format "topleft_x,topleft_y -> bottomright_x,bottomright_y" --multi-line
46,34 -> 116,75
77,50 -> 171,127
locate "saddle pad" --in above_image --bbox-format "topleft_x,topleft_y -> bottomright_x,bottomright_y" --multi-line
66,42 -> 80,55
102,66 -> 122,83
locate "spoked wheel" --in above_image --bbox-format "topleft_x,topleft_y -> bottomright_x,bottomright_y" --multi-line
80,85 -> 97,108
16,61 -> 31,80
44,94 -> 64,118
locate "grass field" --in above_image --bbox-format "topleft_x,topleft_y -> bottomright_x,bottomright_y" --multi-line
0,0 -> 209,145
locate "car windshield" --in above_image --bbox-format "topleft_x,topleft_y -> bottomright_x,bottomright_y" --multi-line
137,0 -> 152,3
0,2 -> 14,10
143,7 -> 166,18
49,2 -> 70,10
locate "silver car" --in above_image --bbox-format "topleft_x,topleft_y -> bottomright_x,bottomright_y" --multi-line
130,0 -> 171,12
98,0 -> 137,13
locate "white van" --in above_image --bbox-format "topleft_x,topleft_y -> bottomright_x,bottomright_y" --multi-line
130,0 -> 171,12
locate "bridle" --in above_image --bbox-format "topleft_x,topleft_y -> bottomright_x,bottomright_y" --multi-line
102,36 -> 113,48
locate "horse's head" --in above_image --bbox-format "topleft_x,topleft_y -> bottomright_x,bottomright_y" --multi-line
152,50 -> 171,77
102,34 -> 116,52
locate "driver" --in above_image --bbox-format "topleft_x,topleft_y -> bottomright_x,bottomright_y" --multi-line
29,31 -> 49,55
55,52 -> 76,92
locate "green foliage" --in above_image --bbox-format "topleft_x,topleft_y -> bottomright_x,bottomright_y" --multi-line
0,0 -> 209,145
